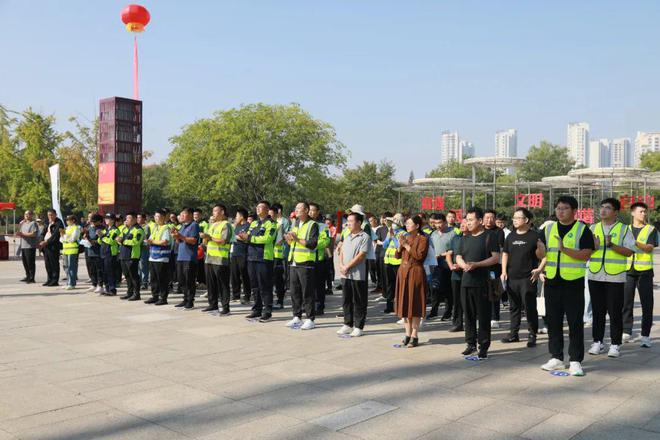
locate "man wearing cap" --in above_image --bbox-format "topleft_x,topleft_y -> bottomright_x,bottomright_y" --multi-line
99,213 -> 120,295
116,212 -> 144,301
382,213 -> 405,313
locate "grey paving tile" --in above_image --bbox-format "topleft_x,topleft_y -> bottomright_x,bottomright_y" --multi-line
310,400 -> 398,431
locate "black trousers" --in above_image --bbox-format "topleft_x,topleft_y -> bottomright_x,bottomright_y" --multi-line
169,255 -> 177,285
149,261 -> 170,300
230,255 -> 250,300
451,278 -> 463,327
87,256 -> 103,287
462,286 -> 491,349
588,280 -> 624,345
544,283 -> 584,362
488,278 -> 501,321
507,277 -> 539,336
384,263 -> 398,301
44,247 -> 60,283
290,265 -> 316,319
430,263 -> 452,313
369,259 -> 379,287
176,260 -> 197,305
326,256 -> 335,291
206,263 -> 231,309
342,278 -> 368,329
196,257 -> 206,285
120,259 -> 140,296
315,260 -> 327,309
248,260 -> 273,314
114,258 -> 122,285
21,248 -> 36,281
273,258 -> 286,303
375,251 -> 385,289
623,272 -> 654,337
102,255 -> 117,292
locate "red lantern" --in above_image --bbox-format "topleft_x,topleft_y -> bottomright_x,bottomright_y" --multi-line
121,4 -> 150,33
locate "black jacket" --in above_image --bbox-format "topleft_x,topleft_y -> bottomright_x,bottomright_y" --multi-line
41,218 -> 65,250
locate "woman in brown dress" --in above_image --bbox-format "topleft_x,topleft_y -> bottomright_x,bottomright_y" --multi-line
395,215 -> 429,347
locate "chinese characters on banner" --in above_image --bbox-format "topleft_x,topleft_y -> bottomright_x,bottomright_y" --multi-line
619,195 -> 655,210
575,208 -> 594,224
515,193 -> 543,208
421,196 -> 444,211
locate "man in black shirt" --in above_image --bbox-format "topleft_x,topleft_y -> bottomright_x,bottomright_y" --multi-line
623,202 -> 656,348
456,207 -> 500,359
38,209 -> 64,286
484,209 -> 505,328
501,208 -> 544,347
538,196 -> 595,377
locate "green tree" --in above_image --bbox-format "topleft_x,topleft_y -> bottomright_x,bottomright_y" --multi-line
142,163 -> 173,213
640,151 -> 660,171
0,106 -> 18,204
519,141 -> 574,182
425,159 -> 492,181
58,117 -> 98,214
335,160 -> 399,214
166,103 -> 347,210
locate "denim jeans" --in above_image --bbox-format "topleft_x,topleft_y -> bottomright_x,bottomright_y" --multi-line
139,249 -> 150,285
66,254 -> 79,287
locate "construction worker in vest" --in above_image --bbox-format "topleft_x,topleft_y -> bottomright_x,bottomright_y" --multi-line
99,213 -> 120,296
269,203 -> 290,310
61,215 -> 81,290
537,196 -> 595,377
585,198 -> 636,360
623,202 -> 656,348
237,201 -> 277,322
382,213 -> 405,314
309,202 -> 330,316
116,212 -> 144,301
193,209 -> 208,288
115,214 -> 126,286
201,203 -> 233,315
447,210 -> 461,235
137,213 -> 151,290
285,202 -> 320,330
145,209 -> 173,305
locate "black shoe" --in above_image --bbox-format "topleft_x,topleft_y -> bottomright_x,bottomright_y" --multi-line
426,308 -> 438,320
448,325 -> 464,333
326,289 -> 334,296
402,336 -> 411,346
501,335 -> 520,343
220,308 -> 230,315
232,295 -> 241,301
259,313 -> 272,322
42,281 -> 51,286
383,307 -> 394,314
155,299 -> 168,306
240,297 -> 250,305
315,308 -> 325,316
141,284 -> 148,290
120,294 -> 132,300
440,312 -> 452,321
478,347 -> 488,359
128,295 -> 141,301
277,300 -> 284,310
144,298 -> 158,304
527,333 -> 537,348
174,301 -> 187,308
184,303 -> 194,310
202,306 -> 218,312
246,311 -> 261,319
408,337 -> 419,348
20,277 -> 28,282
462,345 -> 477,356
26,279 -> 35,284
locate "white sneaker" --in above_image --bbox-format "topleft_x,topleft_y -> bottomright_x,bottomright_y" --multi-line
285,316 -> 302,328
588,342 -> 606,355
539,327 -> 548,334
569,361 -> 585,376
86,286 -> 95,292
622,333 -> 632,343
336,325 -> 353,335
640,336 -> 652,348
541,358 -> 565,371
396,318 -> 404,325
350,328 -> 363,337
490,320 -> 500,329
65,285 -> 75,291
607,344 -> 621,358
94,286 -> 103,294
200,292 -> 208,298
300,319 -> 315,330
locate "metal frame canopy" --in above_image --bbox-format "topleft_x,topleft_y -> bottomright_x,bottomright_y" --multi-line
567,167 -> 660,198
464,156 -> 527,209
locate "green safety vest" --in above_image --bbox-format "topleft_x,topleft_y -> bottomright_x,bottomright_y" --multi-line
248,218 -> 276,261
316,222 -> 330,262
453,226 -> 461,235
588,222 -> 628,275
384,229 -> 404,265
288,220 -> 317,264
62,225 -> 80,255
544,221 -> 587,281
148,224 -> 171,260
274,217 -> 285,259
207,220 -> 232,259
121,225 -> 144,259
99,226 -> 120,256
627,224 -> 655,272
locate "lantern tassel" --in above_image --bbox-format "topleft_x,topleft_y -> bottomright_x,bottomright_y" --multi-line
133,35 -> 139,100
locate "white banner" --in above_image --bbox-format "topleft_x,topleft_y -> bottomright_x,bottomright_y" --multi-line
48,164 -> 63,220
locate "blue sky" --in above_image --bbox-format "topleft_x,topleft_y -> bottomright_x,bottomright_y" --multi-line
1,1 -> 659,180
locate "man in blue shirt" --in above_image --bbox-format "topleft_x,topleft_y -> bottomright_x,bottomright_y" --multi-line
172,207 -> 200,309
230,208 -> 251,304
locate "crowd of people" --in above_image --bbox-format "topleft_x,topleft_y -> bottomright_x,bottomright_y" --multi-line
14,195 -> 656,377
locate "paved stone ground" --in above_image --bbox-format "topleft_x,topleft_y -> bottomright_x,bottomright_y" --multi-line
0,257 -> 659,440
